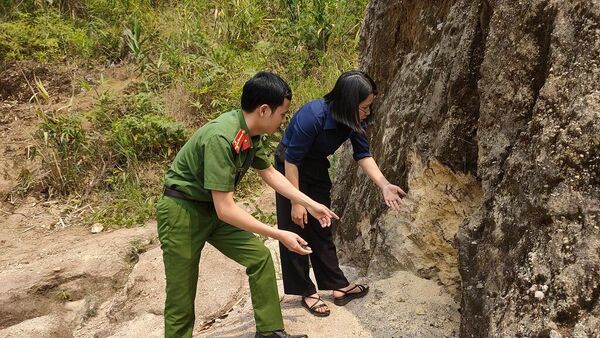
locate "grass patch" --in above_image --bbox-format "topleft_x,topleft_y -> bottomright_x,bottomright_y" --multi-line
55,290 -> 72,302
89,181 -> 157,228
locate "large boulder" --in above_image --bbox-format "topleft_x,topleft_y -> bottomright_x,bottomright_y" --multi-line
332,0 -> 600,337
0,219 -> 247,338
74,244 -> 246,337
0,220 -> 156,333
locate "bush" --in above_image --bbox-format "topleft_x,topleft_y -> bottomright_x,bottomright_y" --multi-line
33,88 -> 186,203
90,90 -> 164,129
123,91 -> 163,116
111,113 -> 186,164
0,10 -> 93,62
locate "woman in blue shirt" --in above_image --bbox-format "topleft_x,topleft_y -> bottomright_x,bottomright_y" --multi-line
274,71 -> 406,316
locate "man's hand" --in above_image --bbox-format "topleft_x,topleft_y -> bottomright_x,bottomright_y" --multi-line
382,183 -> 406,211
277,230 -> 312,255
291,203 -> 308,228
305,202 -> 339,228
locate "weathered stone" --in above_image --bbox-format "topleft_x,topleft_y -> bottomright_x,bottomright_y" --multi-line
332,0 -> 600,336
204,271 -> 459,338
0,315 -> 71,338
74,244 -> 246,337
535,291 -> 545,300
333,0 -> 486,290
90,223 -> 104,234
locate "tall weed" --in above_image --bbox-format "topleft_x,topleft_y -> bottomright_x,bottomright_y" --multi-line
111,113 -> 186,164
34,111 -> 90,195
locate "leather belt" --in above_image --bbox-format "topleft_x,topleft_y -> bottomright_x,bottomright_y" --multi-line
163,187 -> 210,204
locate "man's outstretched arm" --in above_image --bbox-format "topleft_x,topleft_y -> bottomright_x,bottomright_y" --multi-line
211,190 -> 312,255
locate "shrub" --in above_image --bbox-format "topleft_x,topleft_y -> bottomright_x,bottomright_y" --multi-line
32,88 -> 186,203
89,181 -> 157,228
110,113 -> 186,164
0,10 -> 93,62
123,91 -> 163,116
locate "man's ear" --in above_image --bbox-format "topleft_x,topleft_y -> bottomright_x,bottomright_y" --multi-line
259,104 -> 271,117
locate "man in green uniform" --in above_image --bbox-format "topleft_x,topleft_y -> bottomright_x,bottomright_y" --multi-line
157,72 -> 338,338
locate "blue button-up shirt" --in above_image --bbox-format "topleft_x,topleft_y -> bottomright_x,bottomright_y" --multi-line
281,99 -> 372,165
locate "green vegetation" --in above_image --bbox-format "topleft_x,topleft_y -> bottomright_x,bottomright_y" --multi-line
125,237 -> 154,264
2,0 -> 368,227
35,111 -> 89,196
55,289 -> 72,302
31,87 -> 186,227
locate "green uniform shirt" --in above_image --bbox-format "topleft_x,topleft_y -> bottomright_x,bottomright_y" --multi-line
163,109 -> 271,202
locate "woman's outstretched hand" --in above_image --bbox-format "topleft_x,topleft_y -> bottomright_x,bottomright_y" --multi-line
382,183 -> 406,211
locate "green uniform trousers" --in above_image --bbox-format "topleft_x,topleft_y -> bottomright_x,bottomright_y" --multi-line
156,195 -> 284,338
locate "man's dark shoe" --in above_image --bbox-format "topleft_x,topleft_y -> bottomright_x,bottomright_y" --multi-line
255,330 -> 308,338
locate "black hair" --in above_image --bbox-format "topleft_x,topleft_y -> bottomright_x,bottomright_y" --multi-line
241,71 -> 292,112
323,70 -> 377,133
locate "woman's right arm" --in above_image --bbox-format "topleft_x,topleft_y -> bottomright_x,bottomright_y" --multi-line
285,160 -> 309,227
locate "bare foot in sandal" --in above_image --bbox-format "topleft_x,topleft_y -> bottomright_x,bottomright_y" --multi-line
332,283 -> 369,306
302,293 -> 330,317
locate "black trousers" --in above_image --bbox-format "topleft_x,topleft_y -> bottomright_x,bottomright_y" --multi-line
274,144 -> 349,296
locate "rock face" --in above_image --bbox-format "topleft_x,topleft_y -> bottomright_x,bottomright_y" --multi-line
332,0 -> 600,337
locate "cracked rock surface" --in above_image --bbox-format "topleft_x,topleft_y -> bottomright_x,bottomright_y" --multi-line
332,1 -> 600,337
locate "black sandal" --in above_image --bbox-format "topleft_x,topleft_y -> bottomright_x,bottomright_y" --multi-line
301,295 -> 330,317
333,284 -> 369,306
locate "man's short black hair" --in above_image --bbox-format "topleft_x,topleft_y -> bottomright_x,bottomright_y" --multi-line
241,71 -> 292,112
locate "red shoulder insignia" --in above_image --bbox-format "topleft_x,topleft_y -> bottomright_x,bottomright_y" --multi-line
241,133 -> 251,151
232,129 -> 245,154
